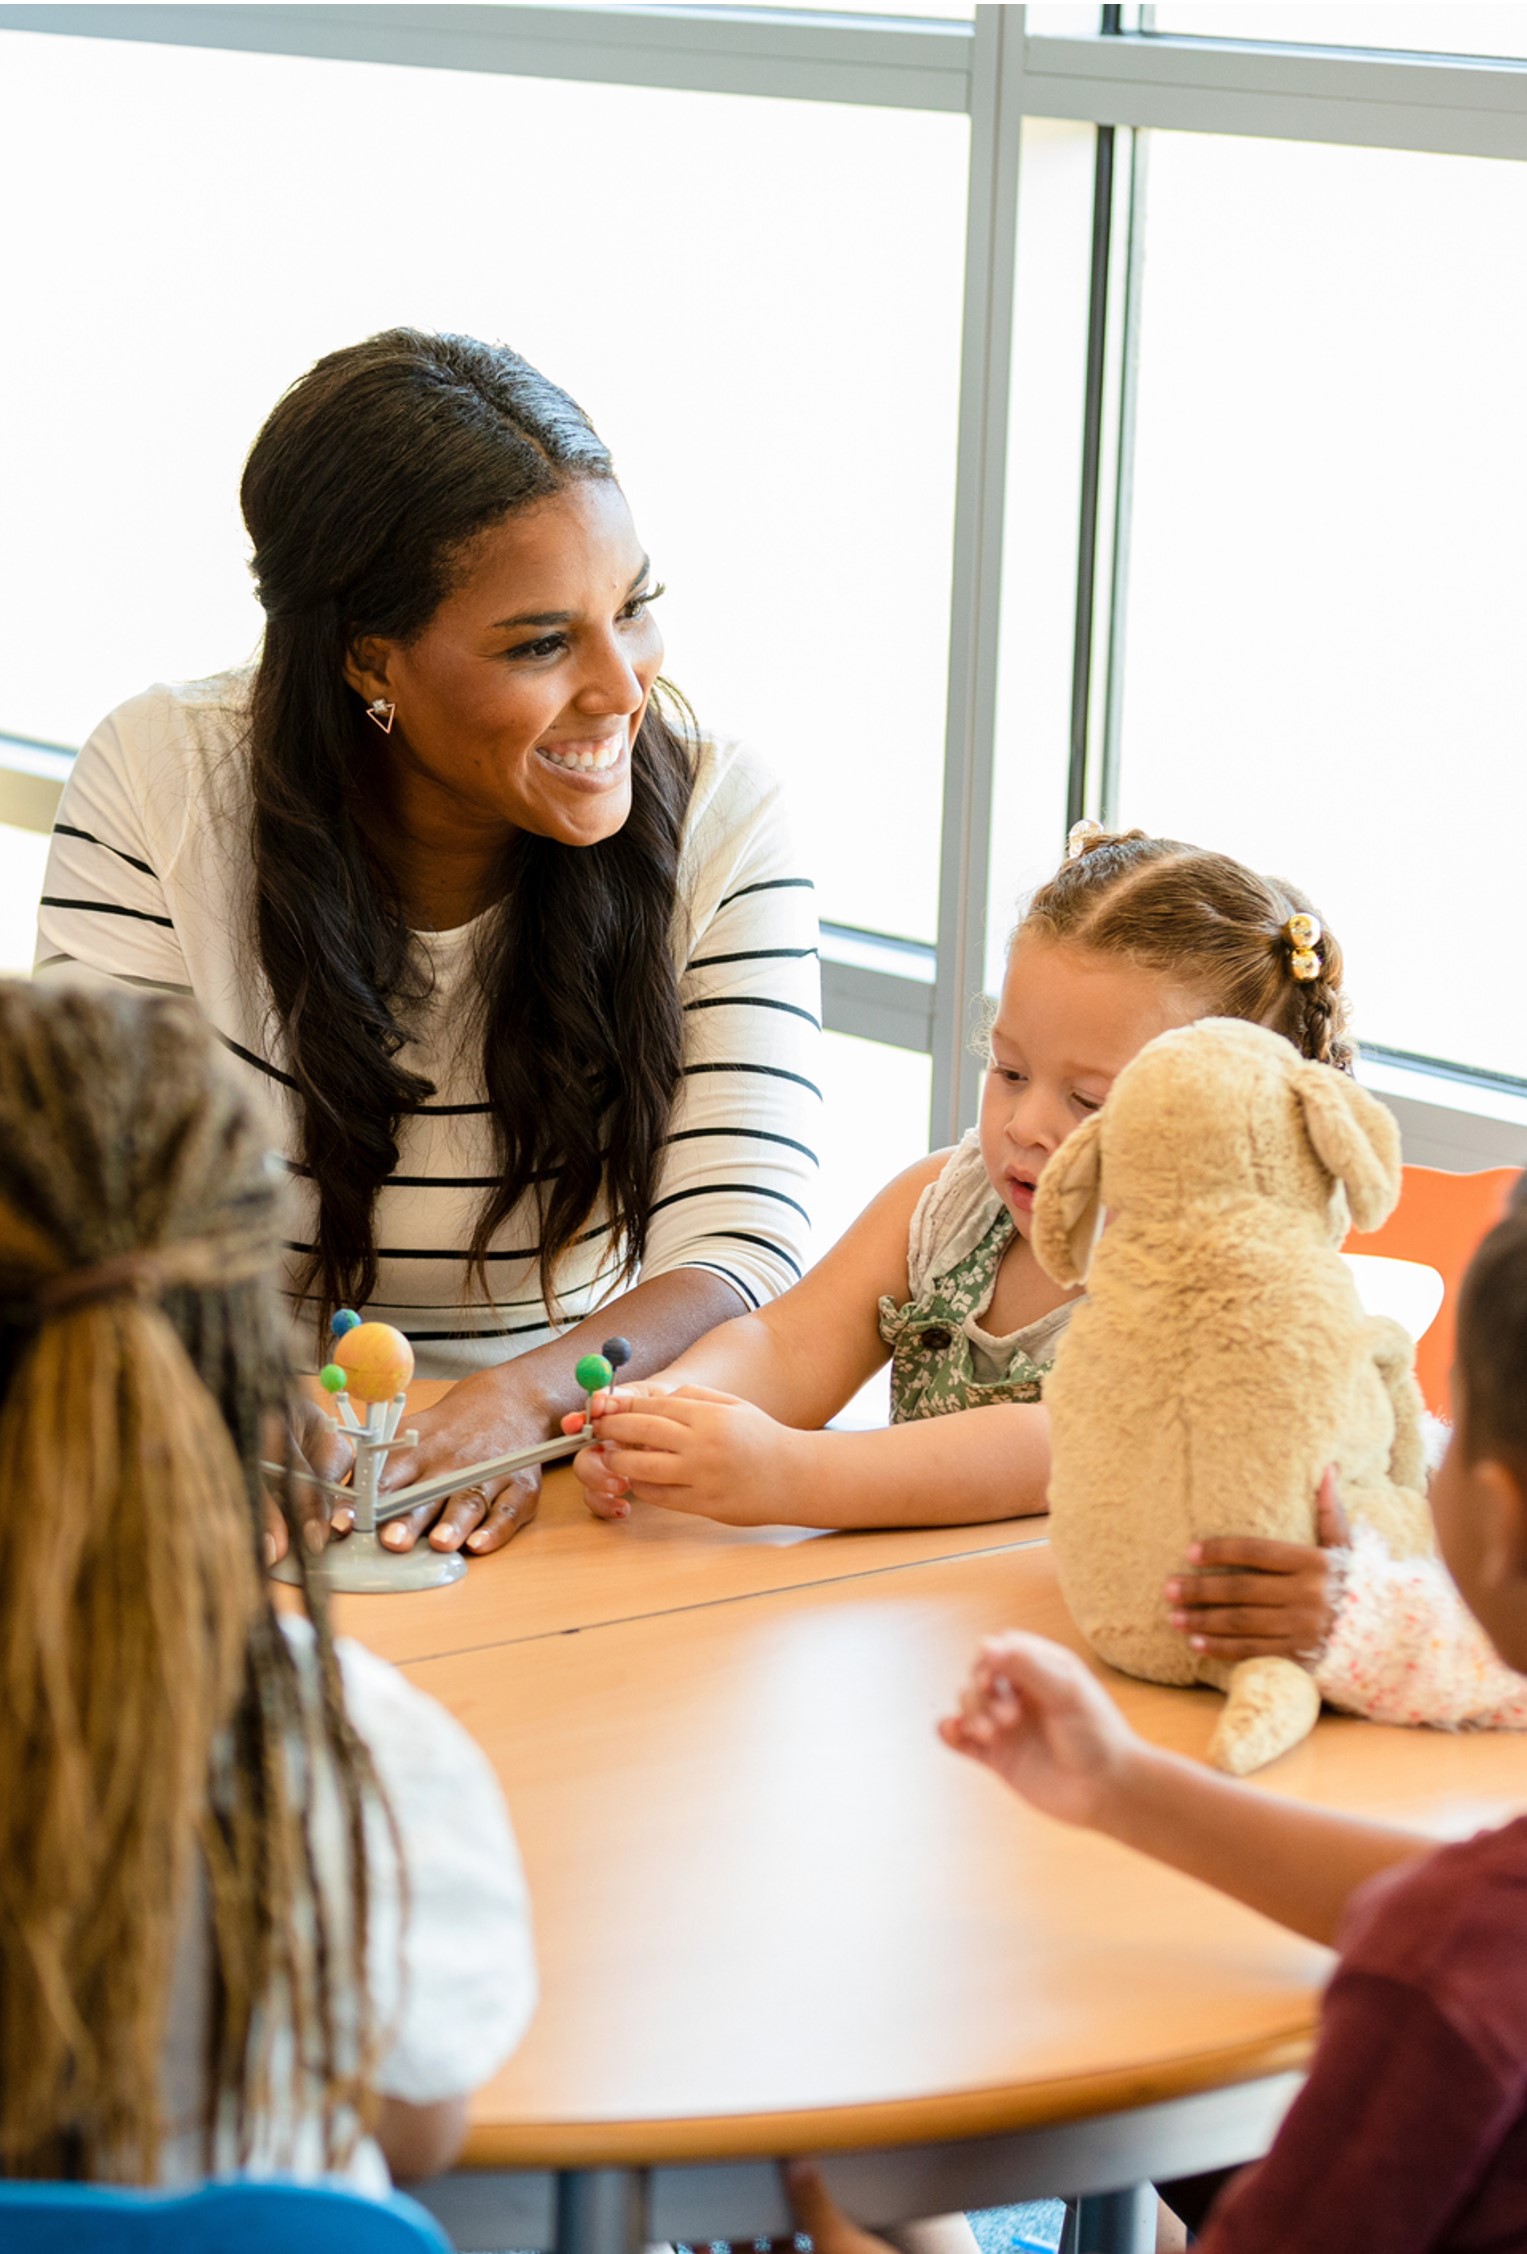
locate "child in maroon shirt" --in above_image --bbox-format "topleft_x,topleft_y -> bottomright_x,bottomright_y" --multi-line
795,1187 -> 1527,2254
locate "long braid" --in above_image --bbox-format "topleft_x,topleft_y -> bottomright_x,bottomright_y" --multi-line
0,984 -> 387,2180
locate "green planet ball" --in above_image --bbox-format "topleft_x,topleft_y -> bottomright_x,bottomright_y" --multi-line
575,1352 -> 615,1394
318,1362 -> 348,1393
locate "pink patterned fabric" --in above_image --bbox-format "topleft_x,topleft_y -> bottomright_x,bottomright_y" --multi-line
1314,1528 -> 1527,1730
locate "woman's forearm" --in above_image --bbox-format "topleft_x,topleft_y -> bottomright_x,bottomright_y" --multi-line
1102,1744 -> 1428,1947
777,1404 -> 1052,1530
504,1268 -> 749,1427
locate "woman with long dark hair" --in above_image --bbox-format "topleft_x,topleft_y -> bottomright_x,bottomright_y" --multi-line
36,330 -> 819,1554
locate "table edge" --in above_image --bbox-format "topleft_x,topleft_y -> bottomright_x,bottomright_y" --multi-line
461,2027 -> 1316,2168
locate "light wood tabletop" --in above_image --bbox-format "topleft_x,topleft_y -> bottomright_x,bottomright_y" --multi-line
301,1378 -> 1044,1664
323,1465 -> 1042,1664
394,1539 -> 1527,2169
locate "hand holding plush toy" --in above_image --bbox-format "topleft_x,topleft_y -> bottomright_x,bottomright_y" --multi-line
1032,1017 -> 1431,1776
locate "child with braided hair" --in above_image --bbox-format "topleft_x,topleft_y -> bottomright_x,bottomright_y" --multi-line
569,824 -> 1364,1530
0,982 -> 532,2189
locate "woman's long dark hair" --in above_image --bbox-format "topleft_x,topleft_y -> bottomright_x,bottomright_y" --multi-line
241,330 -> 696,1329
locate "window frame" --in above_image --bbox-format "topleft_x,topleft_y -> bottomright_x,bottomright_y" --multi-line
2,1 -> 1524,1165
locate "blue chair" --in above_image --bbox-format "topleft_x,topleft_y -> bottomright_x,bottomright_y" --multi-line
0,2177 -> 456,2251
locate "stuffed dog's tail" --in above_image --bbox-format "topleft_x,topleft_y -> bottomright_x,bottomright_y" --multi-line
1208,1658 -> 1321,1776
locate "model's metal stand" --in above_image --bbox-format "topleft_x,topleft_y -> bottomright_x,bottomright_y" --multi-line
267,1394 -> 585,1594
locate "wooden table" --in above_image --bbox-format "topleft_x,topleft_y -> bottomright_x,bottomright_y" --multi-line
320,1410 -> 1527,2254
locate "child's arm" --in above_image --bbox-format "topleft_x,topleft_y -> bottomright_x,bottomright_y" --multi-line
1165,1472 -> 1527,1730
375,2093 -> 469,2181
636,1150 -> 950,1424
582,1389 -> 1052,1528
570,1149 -> 1054,1528
941,1632 -> 1426,1947
1313,1532 -> 1527,1729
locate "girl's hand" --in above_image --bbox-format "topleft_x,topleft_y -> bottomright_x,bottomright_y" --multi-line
372,1368 -> 547,1555
560,1381 -> 674,1522
1164,1467 -> 1352,1665
578,1385 -> 803,1525
938,1631 -> 1139,1828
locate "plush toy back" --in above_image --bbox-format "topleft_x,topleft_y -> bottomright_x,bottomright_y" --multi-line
1032,1019 -> 1432,1775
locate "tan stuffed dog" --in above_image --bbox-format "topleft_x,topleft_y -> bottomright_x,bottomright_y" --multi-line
1032,1017 -> 1431,1776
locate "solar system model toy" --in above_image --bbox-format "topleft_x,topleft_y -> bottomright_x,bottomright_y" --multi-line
268,1317 -> 635,1594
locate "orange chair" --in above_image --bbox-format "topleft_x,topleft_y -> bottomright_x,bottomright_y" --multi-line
1347,1166 -> 1521,1417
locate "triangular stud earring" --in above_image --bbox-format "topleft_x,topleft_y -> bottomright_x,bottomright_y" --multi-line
366,699 -> 396,735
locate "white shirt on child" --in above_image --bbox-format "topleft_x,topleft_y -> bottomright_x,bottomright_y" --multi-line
157,1619 -> 535,2192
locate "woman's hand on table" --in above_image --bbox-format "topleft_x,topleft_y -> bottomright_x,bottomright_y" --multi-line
264,1397 -> 358,1564
939,1630 -> 1139,1829
567,1384 -> 805,1525
1164,1467 -> 1352,1665
372,1367 -> 545,1556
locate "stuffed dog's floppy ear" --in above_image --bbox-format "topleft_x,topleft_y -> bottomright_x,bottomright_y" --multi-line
1031,1112 -> 1106,1284
1291,1063 -> 1402,1233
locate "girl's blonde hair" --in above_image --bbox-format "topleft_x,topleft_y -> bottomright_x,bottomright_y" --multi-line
1021,829 -> 1353,1070
0,983 -> 384,2180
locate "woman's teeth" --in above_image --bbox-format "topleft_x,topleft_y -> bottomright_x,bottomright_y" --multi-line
538,736 -> 623,772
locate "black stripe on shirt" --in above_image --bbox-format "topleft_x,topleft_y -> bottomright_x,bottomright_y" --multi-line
379,1168 -> 563,1190
716,876 -> 816,910
681,1061 -> 822,1099
685,1259 -> 761,1311
293,1267 -> 623,1316
283,1219 -> 616,1264
712,1229 -> 804,1281
687,946 -> 820,971
35,949 -> 194,996
53,823 -> 157,880
649,1181 -> 812,1226
663,1125 -> 820,1166
396,1317 -> 559,1344
220,1042 -> 484,1116
683,995 -> 822,1029
41,895 -> 174,930
220,1034 -> 300,1091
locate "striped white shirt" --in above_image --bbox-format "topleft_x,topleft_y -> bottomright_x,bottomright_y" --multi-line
35,676 -> 821,1376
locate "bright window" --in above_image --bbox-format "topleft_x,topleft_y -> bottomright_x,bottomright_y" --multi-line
1154,5 -> 1527,56
0,27 -> 966,942
1112,129 -> 1527,1077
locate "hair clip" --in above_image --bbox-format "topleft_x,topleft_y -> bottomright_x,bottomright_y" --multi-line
1067,817 -> 1105,862
1284,911 -> 1323,983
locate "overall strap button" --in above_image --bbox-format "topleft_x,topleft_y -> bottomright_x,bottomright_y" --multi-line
919,1324 -> 953,1351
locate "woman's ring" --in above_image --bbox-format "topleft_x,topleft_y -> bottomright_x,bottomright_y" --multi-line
456,1483 -> 491,1509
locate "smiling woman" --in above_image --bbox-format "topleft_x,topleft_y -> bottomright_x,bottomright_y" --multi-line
34,331 -> 821,1558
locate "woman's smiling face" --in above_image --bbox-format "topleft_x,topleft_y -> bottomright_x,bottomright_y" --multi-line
345,476 -> 664,852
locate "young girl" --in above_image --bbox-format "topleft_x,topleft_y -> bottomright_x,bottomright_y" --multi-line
571,824 -> 1352,1529
0,983 -> 533,2188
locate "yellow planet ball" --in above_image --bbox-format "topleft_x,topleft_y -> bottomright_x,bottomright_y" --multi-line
333,1320 -> 415,1403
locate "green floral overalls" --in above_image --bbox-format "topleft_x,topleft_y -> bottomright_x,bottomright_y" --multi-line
878,1205 -> 1069,1423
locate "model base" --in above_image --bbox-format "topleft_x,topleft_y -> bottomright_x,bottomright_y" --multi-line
270,1528 -> 468,1593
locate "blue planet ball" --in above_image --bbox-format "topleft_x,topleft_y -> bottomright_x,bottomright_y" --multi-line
330,1307 -> 362,1338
